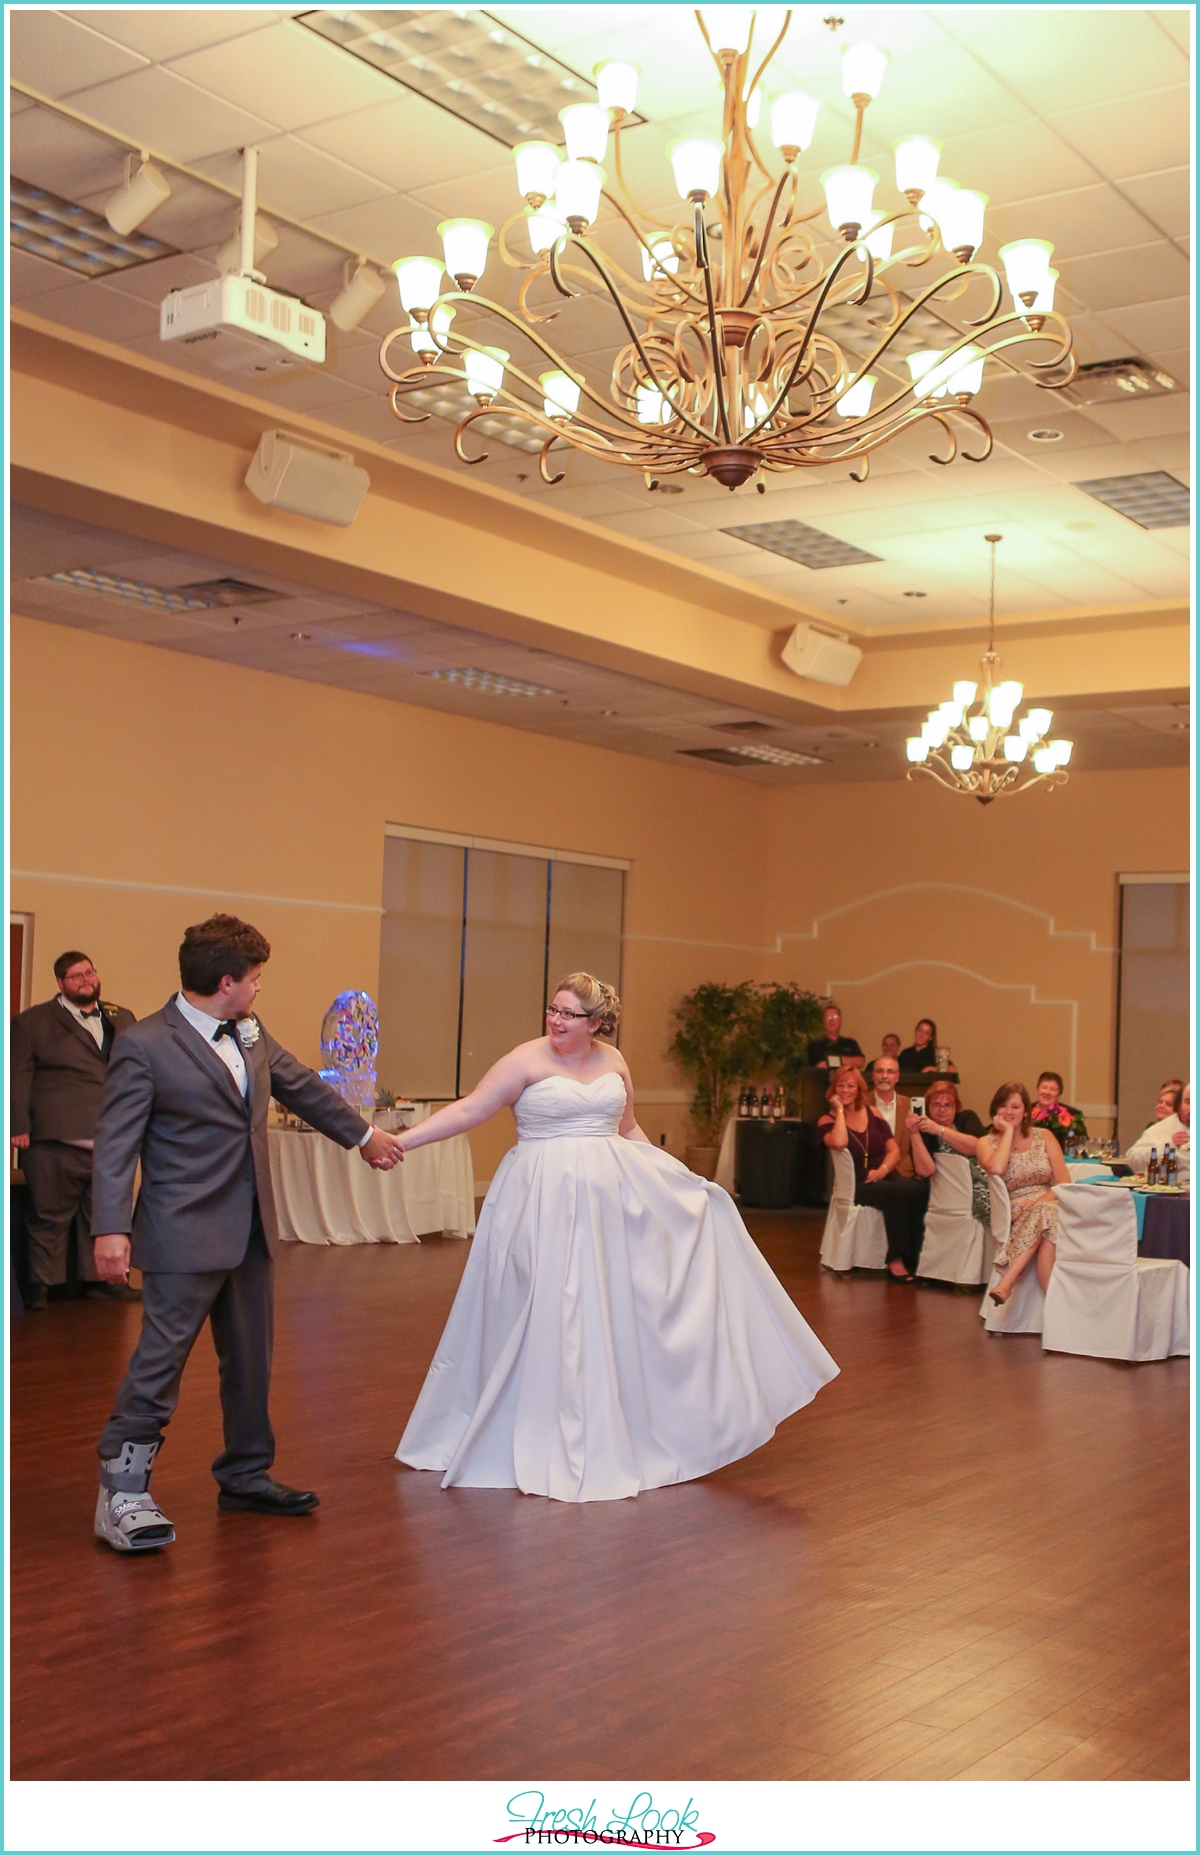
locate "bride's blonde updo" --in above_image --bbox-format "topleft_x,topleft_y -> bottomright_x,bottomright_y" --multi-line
555,972 -> 621,1038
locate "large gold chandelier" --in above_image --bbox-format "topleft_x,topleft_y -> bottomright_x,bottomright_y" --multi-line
379,7 -> 1076,491
906,535 -> 1073,805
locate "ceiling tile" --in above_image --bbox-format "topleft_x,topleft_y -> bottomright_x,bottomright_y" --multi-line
1047,85 -> 1191,183
299,92 -> 508,190
63,9 -> 288,61
10,10 -> 147,98
595,508 -> 709,541
1082,392 -> 1191,443
1055,241 -> 1190,315
300,195 -> 444,270
957,9 -> 1187,114
409,162 -> 527,228
195,135 -> 393,221
93,250 -> 219,304
252,369 -> 375,414
1100,296 -> 1190,355
10,101 -> 125,198
1150,9 -> 1192,52
75,170 -> 235,254
66,67 -> 277,163
857,40 -> 1037,143
986,184 -> 1161,262
937,119 -> 1096,207
1116,167 -> 1191,241
19,279 -> 161,342
9,246 -> 84,301
167,22 -> 400,133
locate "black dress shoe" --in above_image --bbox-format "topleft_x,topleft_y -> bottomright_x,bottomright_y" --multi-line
217,1478 -> 319,1516
24,1284 -> 48,1312
85,1282 -> 142,1301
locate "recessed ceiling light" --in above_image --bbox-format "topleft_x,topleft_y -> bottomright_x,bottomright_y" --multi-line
1027,428 -> 1064,443
722,519 -> 882,569
33,569 -> 209,612
425,665 -> 558,697
1064,520 -> 1095,532
290,631 -> 312,640
903,590 -> 927,598
11,176 -> 178,278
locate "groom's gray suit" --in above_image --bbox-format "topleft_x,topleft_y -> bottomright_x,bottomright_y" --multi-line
93,997 -> 368,1489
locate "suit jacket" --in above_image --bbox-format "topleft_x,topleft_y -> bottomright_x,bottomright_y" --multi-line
867,1090 -> 914,1177
10,997 -> 137,1143
91,998 -> 369,1271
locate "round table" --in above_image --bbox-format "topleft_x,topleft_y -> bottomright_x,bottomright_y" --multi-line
1139,1194 -> 1191,1265
268,1117 -> 474,1245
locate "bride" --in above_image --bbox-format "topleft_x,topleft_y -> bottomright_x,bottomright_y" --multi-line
395,973 -> 838,1502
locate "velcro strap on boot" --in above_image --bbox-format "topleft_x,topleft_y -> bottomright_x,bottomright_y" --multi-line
100,1439 -> 161,1492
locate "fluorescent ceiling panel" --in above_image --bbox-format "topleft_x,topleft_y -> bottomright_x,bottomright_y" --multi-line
425,665 -> 558,696
1072,470 -> 1190,529
721,519 -> 884,570
11,175 -> 178,277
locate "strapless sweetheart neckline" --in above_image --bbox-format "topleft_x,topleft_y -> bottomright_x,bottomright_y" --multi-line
524,1072 -> 625,1092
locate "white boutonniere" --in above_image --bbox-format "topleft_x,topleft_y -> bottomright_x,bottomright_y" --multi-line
237,1018 -> 261,1047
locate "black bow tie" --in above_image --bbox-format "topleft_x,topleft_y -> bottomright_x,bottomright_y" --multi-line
80,1007 -> 101,1020
215,1020 -> 241,1041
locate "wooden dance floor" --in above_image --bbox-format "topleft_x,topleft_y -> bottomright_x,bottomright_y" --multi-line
10,1214 -> 1190,1781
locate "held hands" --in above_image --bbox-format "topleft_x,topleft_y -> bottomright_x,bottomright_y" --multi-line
94,1234 -> 131,1284
360,1127 -> 405,1171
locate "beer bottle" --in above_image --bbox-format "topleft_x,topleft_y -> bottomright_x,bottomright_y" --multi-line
1147,1145 -> 1159,1185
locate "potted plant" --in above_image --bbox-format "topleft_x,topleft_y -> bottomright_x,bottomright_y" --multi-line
753,982 -> 827,1111
668,982 -> 760,1178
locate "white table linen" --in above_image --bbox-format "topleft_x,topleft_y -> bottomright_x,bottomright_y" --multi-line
270,1107 -> 474,1245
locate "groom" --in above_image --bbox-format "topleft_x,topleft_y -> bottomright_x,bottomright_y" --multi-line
91,913 -> 402,1552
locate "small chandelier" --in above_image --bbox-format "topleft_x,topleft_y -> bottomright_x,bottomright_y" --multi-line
379,8 -> 1075,491
906,535 -> 1072,805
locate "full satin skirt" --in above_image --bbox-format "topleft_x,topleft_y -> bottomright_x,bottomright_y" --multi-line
396,1137 -> 839,1502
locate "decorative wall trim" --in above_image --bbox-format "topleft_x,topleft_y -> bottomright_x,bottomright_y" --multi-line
11,870 -> 383,915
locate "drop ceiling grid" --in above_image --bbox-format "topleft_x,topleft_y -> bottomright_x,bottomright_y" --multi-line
7,6 -> 1194,631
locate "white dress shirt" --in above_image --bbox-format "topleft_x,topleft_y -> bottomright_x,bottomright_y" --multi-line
1126,1113 -> 1190,1180
59,993 -> 105,1049
872,1092 -> 898,1135
173,993 -> 375,1146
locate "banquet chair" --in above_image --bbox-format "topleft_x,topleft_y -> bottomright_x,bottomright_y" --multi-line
1064,1160 -> 1112,1183
1042,1184 -> 1189,1362
980,1178 -> 1046,1334
820,1147 -> 888,1271
917,1151 -> 991,1286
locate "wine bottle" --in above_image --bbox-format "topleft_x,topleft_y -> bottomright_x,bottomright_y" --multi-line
748,1088 -> 759,1119
738,1089 -> 748,1119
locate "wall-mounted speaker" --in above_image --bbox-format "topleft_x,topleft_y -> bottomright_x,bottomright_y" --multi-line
780,623 -> 863,688
244,428 -> 370,526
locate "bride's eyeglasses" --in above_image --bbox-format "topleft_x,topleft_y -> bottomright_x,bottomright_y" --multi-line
546,1006 -> 593,1022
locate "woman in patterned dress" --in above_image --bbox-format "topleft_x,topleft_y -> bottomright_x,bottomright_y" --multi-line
977,1081 -> 1070,1305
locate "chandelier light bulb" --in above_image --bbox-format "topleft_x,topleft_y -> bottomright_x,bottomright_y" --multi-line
700,6 -> 754,55
1033,747 -> 1056,774
906,738 -> 929,763
540,369 -> 581,419
464,345 -> 508,401
907,349 -> 941,397
893,135 -> 941,200
555,159 -> 605,228
953,680 -> 978,708
409,302 -> 455,358
438,217 -> 493,288
669,137 -> 723,202
857,211 -> 894,262
939,699 -> 965,727
527,208 -> 567,254
967,714 -> 990,742
999,679 -> 1024,709
642,237 -> 680,281
937,186 -> 988,257
1003,736 -> 1028,762
837,373 -> 876,418
950,744 -> 975,772
924,713 -> 950,748
1021,707 -> 1052,740
770,91 -> 821,156
514,140 -> 560,205
821,164 -> 877,237
945,344 -> 985,397
636,383 -> 672,425
998,237 -> 1054,306
329,260 -> 386,332
104,156 -> 171,235
393,254 -> 445,314
743,388 -> 770,431
1049,739 -> 1073,766
594,60 -> 639,114
841,42 -> 887,101
559,102 -> 609,163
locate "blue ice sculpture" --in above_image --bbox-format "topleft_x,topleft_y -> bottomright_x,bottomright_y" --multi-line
319,990 -> 379,1117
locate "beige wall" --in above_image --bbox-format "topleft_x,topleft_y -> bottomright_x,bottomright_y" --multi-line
12,615 -> 1186,1177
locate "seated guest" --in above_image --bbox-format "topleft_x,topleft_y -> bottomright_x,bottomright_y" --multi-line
866,1054 -> 914,1176
819,1067 -> 928,1281
1030,1071 -> 1088,1149
1127,1082 -> 1190,1180
898,1017 -> 957,1076
806,1003 -> 864,1072
865,1032 -> 902,1086
1147,1079 -> 1184,1128
906,1079 -> 991,1224
978,1081 -> 1069,1304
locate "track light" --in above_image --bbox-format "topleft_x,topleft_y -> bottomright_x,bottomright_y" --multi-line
104,154 -> 171,235
328,259 -> 386,333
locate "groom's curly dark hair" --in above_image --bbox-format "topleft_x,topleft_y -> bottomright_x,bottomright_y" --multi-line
179,914 -> 271,995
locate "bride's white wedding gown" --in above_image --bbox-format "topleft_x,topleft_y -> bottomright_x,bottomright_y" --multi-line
396,1072 -> 838,1502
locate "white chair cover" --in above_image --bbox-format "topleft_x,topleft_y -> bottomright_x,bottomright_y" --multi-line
820,1146 -> 887,1271
1042,1183 -> 1189,1362
1064,1160 -> 1112,1182
980,1176 -> 1046,1334
917,1151 -> 990,1285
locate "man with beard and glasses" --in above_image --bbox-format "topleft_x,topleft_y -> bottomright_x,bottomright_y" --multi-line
10,951 -> 138,1309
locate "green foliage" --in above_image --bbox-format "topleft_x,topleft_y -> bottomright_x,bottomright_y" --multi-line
754,982 -> 827,1096
668,982 -> 760,1147
375,1086 -> 397,1110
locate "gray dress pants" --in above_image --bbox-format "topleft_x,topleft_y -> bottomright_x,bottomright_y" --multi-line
97,1216 -> 275,1492
20,1142 -> 101,1286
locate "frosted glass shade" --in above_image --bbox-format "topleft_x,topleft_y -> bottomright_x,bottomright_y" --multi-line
837,374 -> 876,418
950,744 -> 975,771
393,254 -> 444,313
923,714 -> 950,748
559,103 -> 609,163
540,370 -> 580,418
1003,735 -> 1028,762
967,715 -> 989,742
642,237 -> 680,281
1021,707 -> 1052,740
465,346 -> 507,399
700,6 -> 753,53
1050,739 -> 1073,766
1028,268 -> 1059,315
594,60 -> 638,113
999,238 -> 1054,304
514,140 -> 560,203
555,160 -> 605,227
770,91 -> 821,154
857,211 -> 894,262
527,209 -> 566,254
907,349 -> 941,397
893,135 -> 941,197
438,218 -> 493,284
669,137 -> 723,201
953,680 -> 978,707
1033,747 -> 1056,774
945,344 -> 984,397
409,302 -> 455,356
906,738 -> 929,763
939,700 -> 965,727
842,42 -> 887,99
938,187 -> 987,254
821,164 -> 877,234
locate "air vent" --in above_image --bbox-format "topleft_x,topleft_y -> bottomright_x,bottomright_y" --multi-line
710,719 -> 777,735
11,177 -> 178,278
680,744 -> 824,769
299,9 -> 643,148
174,579 -> 281,606
1073,471 -> 1189,530
424,666 -> 558,697
722,519 -> 882,569
1060,358 -> 1177,407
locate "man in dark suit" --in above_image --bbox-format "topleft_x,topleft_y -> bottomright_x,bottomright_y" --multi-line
10,950 -> 138,1309
91,914 -> 403,1553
